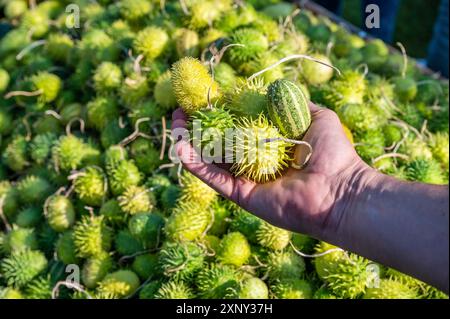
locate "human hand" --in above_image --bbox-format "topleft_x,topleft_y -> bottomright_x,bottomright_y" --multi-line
171,102 -> 374,240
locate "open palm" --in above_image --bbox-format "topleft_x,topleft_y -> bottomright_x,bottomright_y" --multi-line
171,102 -> 370,239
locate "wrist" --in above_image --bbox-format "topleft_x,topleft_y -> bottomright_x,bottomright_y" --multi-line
318,160 -> 381,244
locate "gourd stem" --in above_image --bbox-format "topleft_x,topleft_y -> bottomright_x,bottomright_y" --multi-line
247,54 -> 341,82
289,241 -> 345,258
396,42 -> 408,79
4,89 -> 43,99
16,40 -> 46,60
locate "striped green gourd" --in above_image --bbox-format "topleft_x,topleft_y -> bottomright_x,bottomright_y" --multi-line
267,79 -> 311,139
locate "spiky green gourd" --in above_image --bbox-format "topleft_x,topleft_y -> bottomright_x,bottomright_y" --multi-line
73,215 -> 113,258
0,181 -> 19,220
119,0 -> 152,22
52,135 -> 101,172
45,195 -> 75,232
132,253 -> 160,280
383,124 -> 404,147
139,281 -> 162,299
171,57 -> 220,114
216,232 -> 251,267
230,209 -> 263,244
0,250 -> 48,288
236,277 -> 269,299
429,132 -> 449,168
214,63 -> 237,91
4,0 -> 27,19
29,133 -> 58,165
271,279 -> 313,299
165,202 -> 212,242
248,52 -> 284,83
179,171 -> 217,209
107,160 -> 142,196
227,79 -> 268,118
360,39 -> 389,71
17,175 -> 52,204
322,71 -> 367,111
21,9 -> 50,38
0,287 -> 24,299
115,229 -> 144,256
99,199 -> 126,226
104,145 -> 128,169
118,185 -> 155,215
291,233 -> 317,255
153,280 -> 194,299
228,28 -> 269,67
354,129 -> 386,162
256,221 -> 291,251
97,270 -> 140,299
93,62 -> 123,93
119,73 -> 150,107
393,77 -> 417,102
146,174 -> 172,198
45,33 -> 74,63
337,104 -> 379,134
129,138 -> 162,175
0,68 -> 10,92
15,206 -> 42,228
364,279 -> 418,299
56,231 -> 80,265
78,29 -> 119,63
154,71 -> 177,110
228,115 -> 292,183
128,213 -> 165,249
188,1 -> 223,29
266,249 -> 306,282
267,79 -> 311,139
82,252 -> 113,289
399,136 -> 433,161
24,276 -> 52,299
4,227 -> 38,254
160,185 -> 181,211
300,53 -> 333,85
3,135 -> 29,172
133,27 -> 169,61
405,158 -> 446,185
73,166 -> 108,206
196,263 -> 241,299
209,200 -> 231,236
87,96 -> 119,131
175,28 -> 200,58
27,72 -> 62,104
159,241 -> 205,281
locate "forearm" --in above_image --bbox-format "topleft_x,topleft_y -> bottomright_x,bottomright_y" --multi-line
331,168 -> 449,293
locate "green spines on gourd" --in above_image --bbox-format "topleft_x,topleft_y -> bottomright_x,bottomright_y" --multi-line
73,166 -> 108,206
45,195 -> 75,232
337,104 -> 380,134
154,71 -> 177,111
228,28 -> 269,67
45,33 -> 74,63
129,138 -> 162,175
30,133 -> 58,165
3,135 -> 29,172
165,202 -> 212,242
227,79 -> 268,118
154,280 -> 194,299
217,232 -> 251,267
354,129 -> 386,162
16,175 -> 52,204
393,77 -> 417,102
256,221 -> 291,250
82,252 -> 113,289
429,132 -> 449,168
229,209 -> 263,244
119,73 -> 150,107
405,158 -> 446,185
266,249 -> 306,282
0,250 -> 48,288
99,199 -> 126,226
128,213 -> 165,249
133,27 -> 169,61
236,277 -> 269,299
132,253 -> 160,280
171,57 -> 220,114
56,231 -> 80,265
96,270 -> 140,299
93,62 -> 123,93
107,160 -> 142,196
87,96 -> 120,131
271,279 -> 313,299
175,28 -> 200,58
364,279 -> 418,299
119,0 -> 152,22
323,70 -> 367,110
118,185 -> 155,215
267,79 -> 311,139
159,241 -> 205,281
52,135 -> 101,172
73,215 -> 113,258
228,115 -> 292,183
179,170 -> 217,209
196,263 -> 241,299
28,72 -> 62,104
4,226 -> 38,253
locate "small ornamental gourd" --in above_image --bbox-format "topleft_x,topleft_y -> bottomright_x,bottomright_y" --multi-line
0,250 -> 48,288
154,71 -> 177,111
82,252 -> 113,289
227,115 -> 292,183
45,195 -> 75,232
300,53 -> 334,85
266,249 -> 306,282
114,230 -> 144,256
73,166 -> 108,207
118,185 -> 155,215
179,171 -> 217,209
132,254 -> 160,280
55,231 -> 80,265
45,33 -> 74,63
171,57 -> 220,114
228,28 -> 269,67
217,232 -> 251,267
158,242 -> 205,281
93,62 -> 123,93
237,277 -> 269,299
271,279 -> 313,299
4,227 -> 38,254
15,206 -> 42,228
73,215 -> 113,258
128,213 -> 164,249
96,270 -> 140,299
16,175 -> 52,204
364,279 -> 418,299
154,281 -> 194,299
133,27 -> 169,61
196,263 -> 241,299
87,96 -> 120,131
267,79 -> 311,139
24,276 -> 53,299
107,160 -> 142,196
119,0 -> 152,22
256,221 -> 291,251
